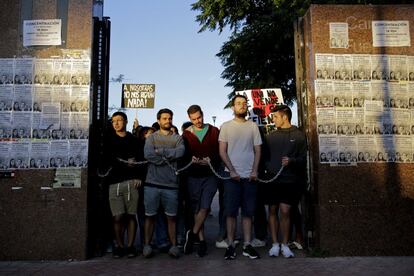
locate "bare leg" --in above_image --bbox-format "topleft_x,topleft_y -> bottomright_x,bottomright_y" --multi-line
144,216 -> 155,245
193,208 -> 209,240
126,214 -> 137,247
166,215 -> 177,246
279,203 -> 291,244
291,204 -> 304,244
198,225 -> 205,241
268,205 -> 279,244
226,216 -> 236,244
242,216 -> 252,243
113,215 -> 125,248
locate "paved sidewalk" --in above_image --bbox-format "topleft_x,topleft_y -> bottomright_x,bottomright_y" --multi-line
1,255 -> 414,275
1,195 -> 414,275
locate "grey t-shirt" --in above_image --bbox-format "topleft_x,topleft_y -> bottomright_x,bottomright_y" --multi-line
219,119 -> 262,178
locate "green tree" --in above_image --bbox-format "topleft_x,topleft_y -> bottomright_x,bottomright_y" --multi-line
192,0 -> 411,106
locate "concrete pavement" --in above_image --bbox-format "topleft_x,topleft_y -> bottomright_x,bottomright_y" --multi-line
1,194 -> 414,275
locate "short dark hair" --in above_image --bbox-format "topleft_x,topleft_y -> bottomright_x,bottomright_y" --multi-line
231,94 -> 248,106
157,108 -> 173,120
138,126 -> 156,140
112,111 -> 127,121
181,121 -> 192,130
187,104 -> 203,115
151,122 -> 160,130
272,105 -> 292,122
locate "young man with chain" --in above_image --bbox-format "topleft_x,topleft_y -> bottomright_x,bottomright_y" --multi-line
182,105 -> 220,257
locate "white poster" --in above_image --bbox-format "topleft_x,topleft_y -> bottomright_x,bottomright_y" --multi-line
372,21 -> 411,47
53,168 -> 81,188
329,23 -> 349,49
23,19 -> 62,47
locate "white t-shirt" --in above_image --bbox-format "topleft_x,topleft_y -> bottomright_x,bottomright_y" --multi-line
219,119 -> 262,178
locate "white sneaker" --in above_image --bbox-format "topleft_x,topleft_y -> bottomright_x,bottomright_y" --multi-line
281,243 -> 294,258
251,238 -> 266,248
215,240 -> 228,248
268,243 -> 280,257
216,239 -> 240,248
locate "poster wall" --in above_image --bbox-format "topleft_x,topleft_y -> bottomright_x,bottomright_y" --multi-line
0,57 -> 90,169
315,53 -> 414,164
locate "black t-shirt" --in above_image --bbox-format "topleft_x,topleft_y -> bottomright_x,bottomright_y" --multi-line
263,126 -> 307,184
104,132 -> 145,185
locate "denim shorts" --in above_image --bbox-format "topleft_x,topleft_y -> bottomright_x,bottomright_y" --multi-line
187,175 -> 218,213
223,173 -> 257,218
144,186 -> 178,217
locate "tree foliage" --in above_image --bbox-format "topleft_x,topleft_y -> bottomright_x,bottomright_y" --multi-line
192,0 -> 411,105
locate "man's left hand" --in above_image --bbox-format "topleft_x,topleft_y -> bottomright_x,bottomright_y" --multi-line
282,156 -> 290,167
133,179 -> 142,188
249,170 -> 258,181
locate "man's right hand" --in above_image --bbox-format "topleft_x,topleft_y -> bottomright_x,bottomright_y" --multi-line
230,170 -> 240,181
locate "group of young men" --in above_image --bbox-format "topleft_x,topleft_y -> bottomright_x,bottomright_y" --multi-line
103,94 -> 307,260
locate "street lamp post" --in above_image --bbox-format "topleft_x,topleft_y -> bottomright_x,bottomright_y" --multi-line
212,116 -> 216,126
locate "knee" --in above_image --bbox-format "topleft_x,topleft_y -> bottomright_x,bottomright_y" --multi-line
127,214 -> 137,221
198,208 -> 209,215
113,215 -> 123,223
280,208 -> 290,219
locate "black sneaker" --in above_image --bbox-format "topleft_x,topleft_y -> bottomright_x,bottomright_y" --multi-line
224,245 -> 236,260
242,244 -> 260,259
126,246 -> 137,258
197,240 -> 207,257
184,230 -> 195,254
112,246 -> 125,258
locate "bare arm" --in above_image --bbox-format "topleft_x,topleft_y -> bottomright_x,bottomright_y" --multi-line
219,141 -> 240,180
250,144 -> 261,181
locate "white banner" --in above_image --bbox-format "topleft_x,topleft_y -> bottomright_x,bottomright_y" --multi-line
23,19 -> 62,47
372,21 -> 410,47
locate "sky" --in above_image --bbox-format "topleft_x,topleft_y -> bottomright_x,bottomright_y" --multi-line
104,0 -> 234,131
103,0 -> 297,131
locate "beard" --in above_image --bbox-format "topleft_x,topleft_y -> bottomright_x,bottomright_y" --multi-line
235,110 -> 247,118
160,123 -> 171,131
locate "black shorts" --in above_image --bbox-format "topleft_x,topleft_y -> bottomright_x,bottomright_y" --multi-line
262,180 -> 304,207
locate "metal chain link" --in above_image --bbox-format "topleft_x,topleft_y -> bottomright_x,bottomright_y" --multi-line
163,158 -> 194,175
206,158 -> 231,180
206,158 -> 284,183
97,167 -> 112,178
116,158 -> 148,165
103,157 -> 284,183
256,166 -> 284,183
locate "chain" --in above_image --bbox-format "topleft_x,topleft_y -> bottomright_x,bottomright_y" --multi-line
206,158 -> 231,180
163,158 -> 194,175
97,158 -> 146,178
97,167 -> 112,178
107,157 -> 285,183
257,166 -> 284,183
116,158 -> 148,165
205,158 -> 284,183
